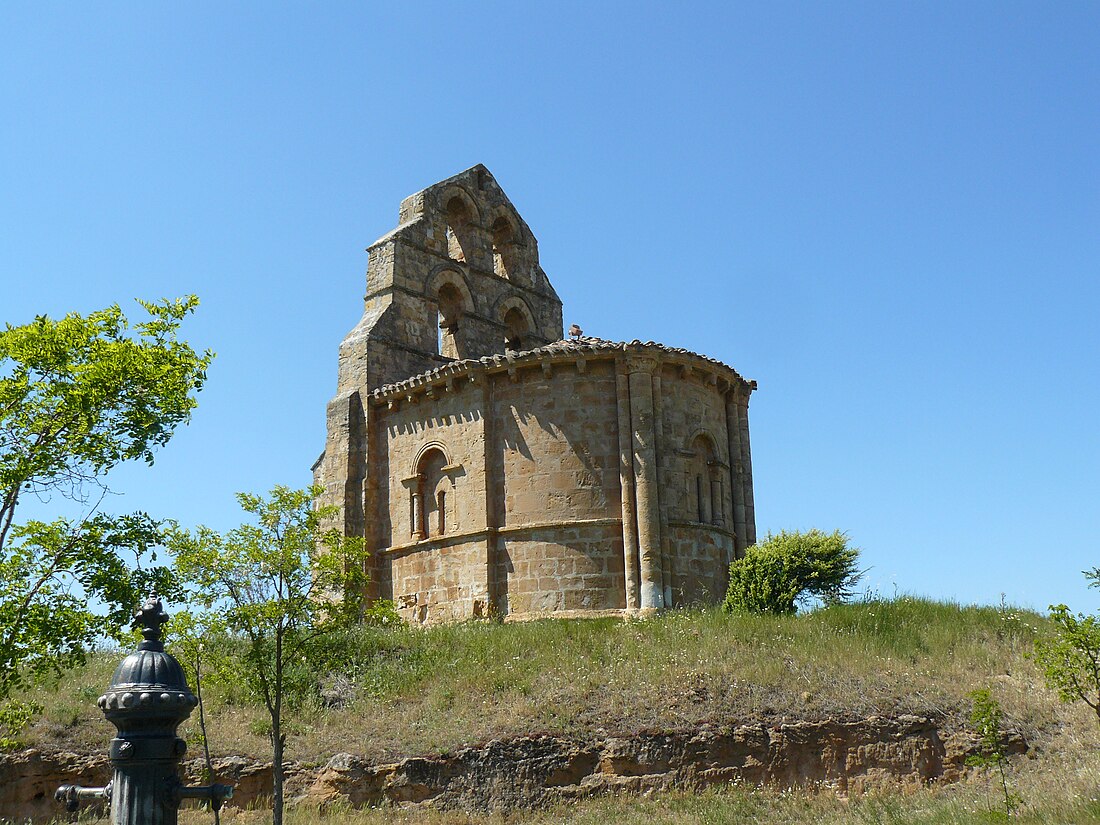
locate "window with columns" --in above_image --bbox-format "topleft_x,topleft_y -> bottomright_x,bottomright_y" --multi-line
411,447 -> 450,540
687,433 -> 725,527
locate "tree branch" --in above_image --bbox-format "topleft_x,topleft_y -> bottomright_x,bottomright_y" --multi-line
0,486 -> 20,553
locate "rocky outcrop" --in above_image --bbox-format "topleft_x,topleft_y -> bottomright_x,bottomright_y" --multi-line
0,748 -> 111,822
303,715 -> 1022,810
0,715 -> 1025,822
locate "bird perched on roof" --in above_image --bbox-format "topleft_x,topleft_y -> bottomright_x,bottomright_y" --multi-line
568,324 -> 583,339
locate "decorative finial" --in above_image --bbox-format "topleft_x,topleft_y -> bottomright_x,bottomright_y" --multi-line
568,323 -> 583,340
134,594 -> 169,649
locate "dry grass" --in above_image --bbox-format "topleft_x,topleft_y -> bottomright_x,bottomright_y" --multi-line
12,597 -> 1076,765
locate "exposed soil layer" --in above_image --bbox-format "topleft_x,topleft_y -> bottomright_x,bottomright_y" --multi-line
0,715 -> 1025,822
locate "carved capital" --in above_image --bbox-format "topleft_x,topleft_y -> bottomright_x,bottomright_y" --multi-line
726,383 -> 747,405
625,355 -> 660,375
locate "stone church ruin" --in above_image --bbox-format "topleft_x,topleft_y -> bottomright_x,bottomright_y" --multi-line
314,165 -> 757,623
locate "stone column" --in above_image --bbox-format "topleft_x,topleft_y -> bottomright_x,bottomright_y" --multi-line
725,389 -> 748,554
412,480 -> 425,540
319,389 -> 376,600
628,356 -> 663,609
711,475 -> 725,527
320,390 -> 365,537
651,370 -> 673,608
737,392 -> 757,546
480,375 -> 497,616
615,368 -> 641,610
361,399 -> 382,602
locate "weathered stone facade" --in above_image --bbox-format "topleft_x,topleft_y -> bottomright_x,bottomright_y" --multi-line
315,165 -> 756,623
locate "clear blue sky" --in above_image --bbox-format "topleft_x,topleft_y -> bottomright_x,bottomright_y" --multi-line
3,2 -> 1098,613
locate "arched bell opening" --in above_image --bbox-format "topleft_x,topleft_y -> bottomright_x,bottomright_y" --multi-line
503,307 -> 530,352
445,195 -> 477,264
491,214 -> 523,282
436,282 -> 466,359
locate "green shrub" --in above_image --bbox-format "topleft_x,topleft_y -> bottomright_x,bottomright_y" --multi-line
967,687 -> 1021,819
363,599 -> 401,627
723,530 -> 862,615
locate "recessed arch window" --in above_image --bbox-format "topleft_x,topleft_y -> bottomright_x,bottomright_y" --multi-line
436,282 -> 465,359
686,433 -> 724,526
502,306 -> 530,352
412,447 -> 450,539
445,196 -> 473,263
491,215 -> 518,280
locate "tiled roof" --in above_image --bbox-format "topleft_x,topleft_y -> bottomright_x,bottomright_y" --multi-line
369,337 -> 755,399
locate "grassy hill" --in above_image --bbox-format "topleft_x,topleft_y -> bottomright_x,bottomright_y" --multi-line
13,597 -> 1084,760
11,597 -> 1100,823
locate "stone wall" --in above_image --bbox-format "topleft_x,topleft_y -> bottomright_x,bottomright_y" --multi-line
380,383 -> 488,547
496,522 -> 626,614
491,361 -> 621,528
665,524 -> 734,605
0,718 -> 1023,821
385,539 -> 492,623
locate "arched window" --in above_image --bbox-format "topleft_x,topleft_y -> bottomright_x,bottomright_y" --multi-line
491,215 -> 517,280
687,434 -> 722,526
445,196 -> 473,263
503,307 -> 530,352
436,283 -> 464,359
412,447 -> 450,540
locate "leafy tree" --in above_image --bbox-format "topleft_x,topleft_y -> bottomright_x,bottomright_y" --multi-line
723,529 -> 862,615
168,485 -> 368,825
167,610 -> 225,824
0,298 -> 211,701
966,688 -> 1021,819
1031,602 -> 1100,727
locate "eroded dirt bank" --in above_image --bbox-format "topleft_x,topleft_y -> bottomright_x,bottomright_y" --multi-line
0,715 -> 1023,822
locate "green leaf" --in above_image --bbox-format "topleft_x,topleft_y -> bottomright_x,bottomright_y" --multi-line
0,297 -> 210,701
